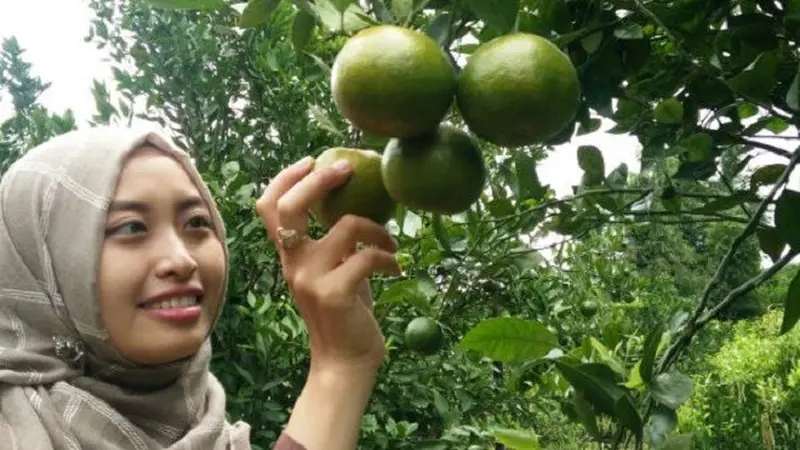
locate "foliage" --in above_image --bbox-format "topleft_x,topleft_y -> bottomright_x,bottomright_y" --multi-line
678,308 -> 800,449
0,37 -> 76,173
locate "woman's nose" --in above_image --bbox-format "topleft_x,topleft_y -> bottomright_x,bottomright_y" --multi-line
154,237 -> 198,279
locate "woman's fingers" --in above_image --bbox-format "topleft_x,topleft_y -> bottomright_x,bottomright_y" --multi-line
275,159 -> 353,238
315,214 -> 397,269
330,247 -> 401,294
256,156 -> 315,241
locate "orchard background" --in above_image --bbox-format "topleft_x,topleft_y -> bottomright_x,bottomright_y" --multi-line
2,0 -> 800,448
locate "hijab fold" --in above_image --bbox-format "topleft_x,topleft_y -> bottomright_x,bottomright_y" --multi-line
0,126 -> 251,449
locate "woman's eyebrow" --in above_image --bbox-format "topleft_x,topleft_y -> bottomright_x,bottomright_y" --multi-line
108,196 -> 206,213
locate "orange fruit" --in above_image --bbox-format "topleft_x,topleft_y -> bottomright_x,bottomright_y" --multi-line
381,123 -> 486,214
330,25 -> 457,138
456,33 -> 581,146
309,147 -> 395,228
404,317 -> 444,355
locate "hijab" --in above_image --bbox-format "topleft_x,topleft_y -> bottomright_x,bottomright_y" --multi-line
0,126 -> 251,449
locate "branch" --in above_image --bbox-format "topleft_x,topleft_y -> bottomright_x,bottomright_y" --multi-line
657,145 -> 800,373
697,250 -> 798,327
721,132 -> 796,159
716,166 -> 753,221
606,217 -> 739,225
621,210 -> 749,224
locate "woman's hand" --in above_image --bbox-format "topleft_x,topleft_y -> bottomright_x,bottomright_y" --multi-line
255,156 -> 401,376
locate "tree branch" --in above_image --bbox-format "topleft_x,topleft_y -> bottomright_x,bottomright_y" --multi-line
697,250 -> 798,327
720,132 -> 796,159
657,145 -> 800,373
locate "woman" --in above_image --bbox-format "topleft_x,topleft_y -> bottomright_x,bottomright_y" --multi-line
0,125 -> 400,449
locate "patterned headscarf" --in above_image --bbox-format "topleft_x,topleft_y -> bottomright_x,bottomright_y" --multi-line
0,126 -> 251,449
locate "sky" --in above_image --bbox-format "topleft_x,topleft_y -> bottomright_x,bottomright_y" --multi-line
0,0 -> 797,201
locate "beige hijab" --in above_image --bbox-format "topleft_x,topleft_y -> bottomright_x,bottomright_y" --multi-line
0,126 -> 251,449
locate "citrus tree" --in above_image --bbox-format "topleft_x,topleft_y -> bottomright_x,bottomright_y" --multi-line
3,0 -> 799,448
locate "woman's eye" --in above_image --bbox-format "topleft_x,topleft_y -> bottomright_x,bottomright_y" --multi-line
187,215 -> 214,230
108,221 -> 147,236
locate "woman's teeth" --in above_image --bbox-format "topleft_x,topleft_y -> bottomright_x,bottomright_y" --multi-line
142,296 -> 199,309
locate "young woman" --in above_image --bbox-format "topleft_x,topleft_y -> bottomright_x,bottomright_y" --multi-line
0,126 -> 400,449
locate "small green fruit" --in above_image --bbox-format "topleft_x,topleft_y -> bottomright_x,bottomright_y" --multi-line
404,317 -> 444,355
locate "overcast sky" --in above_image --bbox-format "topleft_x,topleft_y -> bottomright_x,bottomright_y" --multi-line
0,0 -> 796,199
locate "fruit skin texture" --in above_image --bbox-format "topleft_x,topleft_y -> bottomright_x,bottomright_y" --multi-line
381,123 -> 486,215
404,317 -> 444,355
456,33 -> 581,147
330,25 -> 457,138
309,147 -> 396,229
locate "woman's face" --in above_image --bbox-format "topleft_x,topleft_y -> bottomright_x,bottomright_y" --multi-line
98,146 -> 225,366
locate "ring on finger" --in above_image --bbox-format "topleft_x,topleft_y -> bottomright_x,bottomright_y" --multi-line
355,241 -> 376,252
276,226 -> 309,250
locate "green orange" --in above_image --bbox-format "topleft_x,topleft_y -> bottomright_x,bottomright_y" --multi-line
381,123 -> 486,215
404,317 -> 444,355
456,33 -> 581,147
330,25 -> 457,138
309,147 -> 395,229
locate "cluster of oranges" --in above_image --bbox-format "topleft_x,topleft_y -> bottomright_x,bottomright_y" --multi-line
310,24 -> 581,354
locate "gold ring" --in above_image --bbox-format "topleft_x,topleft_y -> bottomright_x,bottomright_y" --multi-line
276,226 -> 308,250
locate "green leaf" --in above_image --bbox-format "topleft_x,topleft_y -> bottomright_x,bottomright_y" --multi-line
378,277 -> 436,315
645,405 -> 678,449
239,0 -> 281,28
727,50 -> 779,101
576,118 -> 602,135
691,191 -> 756,214
785,63 -> 800,111
571,390 -> 603,440
765,117 -> 789,134
577,145 -> 605,178
492,428 -> 541,450
514,152 -> 546,203
464,0 -> 520,33
222,161 -> 241,182
756,226 -> 786,263
614,394 -> 643,435
581,32 -> 603,53
291,10 -> 316,52
431,214 -> 452,253
653,99 -> 683,124
737,102 -> 758,119
750,163 -> 787,190
144,0 -> 225,9
651,372 -> 693,409
589,337 -> 626,377
775,189 -> 800,251
606,163 -> 629,189
459,317 -> 559,363
779,269 -> 800,335
680,133 -> 713,162
554,360 -> 623,417
423,11 -> 452,46
639,322 -> 664,384
310,0 -> 371,33
308,104 -> 344,138
391,0 -> 414,22
625,361 -> 644,390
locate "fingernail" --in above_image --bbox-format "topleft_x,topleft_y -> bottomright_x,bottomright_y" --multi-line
294,156 -> 313,168
332,159 -> 351,172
